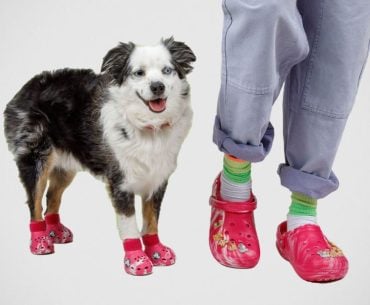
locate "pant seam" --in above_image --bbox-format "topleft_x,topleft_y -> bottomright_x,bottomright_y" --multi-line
226,78 -> 274,95
223,0 -> 233,131
287,103 -> 348,120
299,0 -> 326,114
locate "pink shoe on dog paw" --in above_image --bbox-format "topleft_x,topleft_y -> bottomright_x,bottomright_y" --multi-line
123,238 -> 153,276
45,213 -> 73,244
143,234 -> 176,266
276,221 -> 349,282
209,174 -> 260,268
30,221 -> 54,255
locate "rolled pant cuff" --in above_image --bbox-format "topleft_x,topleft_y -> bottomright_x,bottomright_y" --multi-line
213,116 -> 274,162
278,164 -> 339,199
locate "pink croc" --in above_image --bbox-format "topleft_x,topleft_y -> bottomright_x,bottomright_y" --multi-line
209,174 -> 260,268
30,221 -> 54,255
143,234 -> 176,266
123,239 -> 153,276
276,221 -> 349,282
45,213 -> 73,244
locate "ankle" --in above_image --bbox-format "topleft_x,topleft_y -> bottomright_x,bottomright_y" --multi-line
45,213 -> 61,225
142,234 -> 160,247
30,220 -> 46,232
123,238 -> 142,251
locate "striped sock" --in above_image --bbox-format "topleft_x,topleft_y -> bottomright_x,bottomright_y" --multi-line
287,192 -> 317,231
220,154 -> 252,202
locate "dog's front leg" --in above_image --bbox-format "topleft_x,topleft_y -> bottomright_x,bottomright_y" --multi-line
141,181 -> 176,267
106,180 -> 153,276
141,181 -> 167,236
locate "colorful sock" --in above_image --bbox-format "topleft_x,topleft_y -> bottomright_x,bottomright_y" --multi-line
287,192 -> 317,231
220,154 -> 252,202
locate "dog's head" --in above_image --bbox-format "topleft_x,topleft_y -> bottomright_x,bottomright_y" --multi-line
101,37 -> 196,130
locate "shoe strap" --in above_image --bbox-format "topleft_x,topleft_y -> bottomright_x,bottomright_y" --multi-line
209,196 -> 257,213
209,173 -> 257,213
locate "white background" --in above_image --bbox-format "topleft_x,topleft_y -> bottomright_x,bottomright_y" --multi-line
0,1 -> 369,304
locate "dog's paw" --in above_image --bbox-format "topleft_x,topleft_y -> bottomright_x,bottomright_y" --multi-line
45,213 -> 73,244
124,250 -> 153,276
145,243 -> 176,266
30,232 -> 54,255
142,234 -> 176,266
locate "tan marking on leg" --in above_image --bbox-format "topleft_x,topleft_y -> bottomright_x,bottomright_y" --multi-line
142,198 -> 158,235
32,153 -> 55,221
45,169 -> 75,215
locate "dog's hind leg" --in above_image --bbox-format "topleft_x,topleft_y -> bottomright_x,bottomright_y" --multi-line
141,181 -> 175,266
44,168 -> 75,244
16,146 -> 55,255
45,169 -> 75,214
16,150 -> 53,221
106,175 -> 153,275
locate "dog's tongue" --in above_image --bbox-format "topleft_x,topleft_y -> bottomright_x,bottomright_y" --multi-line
148,99 -> 166,113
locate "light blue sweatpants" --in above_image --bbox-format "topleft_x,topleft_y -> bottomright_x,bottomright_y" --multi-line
213,0 -> 370,199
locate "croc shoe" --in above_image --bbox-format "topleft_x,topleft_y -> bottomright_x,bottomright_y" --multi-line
45,213 -> 73,244
209,174 -> 260,268
142,234 -> 176,266
276,221 -> 348,282
30,220 -> 54,255
123,238 -> 153,276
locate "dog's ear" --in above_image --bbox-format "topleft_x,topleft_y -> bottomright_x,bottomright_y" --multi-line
101,42 -> 135,85
162,37 -> 196,79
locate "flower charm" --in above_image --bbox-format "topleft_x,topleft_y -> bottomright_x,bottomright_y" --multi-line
152,252 -> 161,260
317,242 -> 344,258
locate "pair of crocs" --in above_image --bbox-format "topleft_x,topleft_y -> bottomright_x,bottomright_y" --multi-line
209,175 -> 348,282
30,213 -> 73,255
123,234 -> 175,276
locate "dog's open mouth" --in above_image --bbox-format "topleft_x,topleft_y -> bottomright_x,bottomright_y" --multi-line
148,98 -> 167,113
136,92 -> 167,113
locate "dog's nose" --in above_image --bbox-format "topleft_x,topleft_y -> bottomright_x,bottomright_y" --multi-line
150,81 -> 165,96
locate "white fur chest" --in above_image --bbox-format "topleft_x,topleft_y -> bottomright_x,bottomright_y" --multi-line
100,100 -> 192,198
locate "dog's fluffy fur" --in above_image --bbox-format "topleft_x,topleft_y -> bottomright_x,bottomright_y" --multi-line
4,37 -> 196,240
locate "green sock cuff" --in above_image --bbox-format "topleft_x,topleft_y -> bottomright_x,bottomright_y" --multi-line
292,192 -> 317,205
223,156 -> 251,184
289,192 -> 317,217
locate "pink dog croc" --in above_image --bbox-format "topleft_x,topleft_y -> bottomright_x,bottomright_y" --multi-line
123,238 -> 153,276
209,175 -> 260,268
30,221 -> 54,255
143,234 -> 176,266
45,213 -> 73,244
276,221 -> 349,282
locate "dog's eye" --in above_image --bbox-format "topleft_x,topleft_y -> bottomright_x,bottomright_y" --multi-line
133,69 -> 145,77
162,67 -> 173,75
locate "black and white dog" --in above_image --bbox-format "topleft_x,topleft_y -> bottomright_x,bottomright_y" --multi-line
4,37 -> 196,275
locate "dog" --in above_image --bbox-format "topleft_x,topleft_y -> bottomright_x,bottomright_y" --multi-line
4,37 -> 196,276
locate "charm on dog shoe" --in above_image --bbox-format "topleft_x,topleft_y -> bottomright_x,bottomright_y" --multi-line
142,234 -> 176,266
45,214 -> 73,244
209,174 -> 260,268
123,238 -> 153,276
